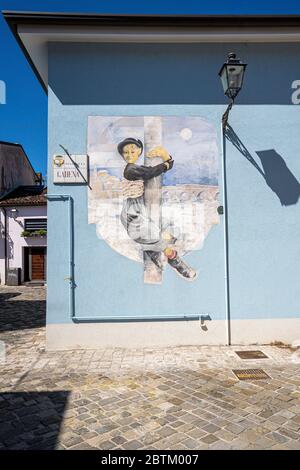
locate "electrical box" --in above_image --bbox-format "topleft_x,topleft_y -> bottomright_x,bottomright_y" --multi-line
7,268 -> 21,286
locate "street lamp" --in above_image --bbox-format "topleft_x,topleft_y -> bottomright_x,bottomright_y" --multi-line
10,208 -> 18,220
219,52 -> 247,127
218,53 -> 247,346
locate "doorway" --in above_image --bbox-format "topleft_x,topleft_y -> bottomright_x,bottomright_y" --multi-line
24,247 -> 47,282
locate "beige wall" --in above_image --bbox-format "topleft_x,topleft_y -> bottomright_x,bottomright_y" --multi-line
46,318 -> 300,350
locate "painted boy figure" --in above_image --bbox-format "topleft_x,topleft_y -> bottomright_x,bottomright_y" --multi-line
118,137 -> 197,280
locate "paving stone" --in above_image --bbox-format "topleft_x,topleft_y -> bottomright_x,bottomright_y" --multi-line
277,428 -> 300,440
269,414 -> 288,425
63,436 -> 83,448
200,434 -> 219,444
292,415 -> 300,425
241,430 -> 261,443
1,286 -> 300,451
255,436 -> 277,449
230,438 -> 251,450
215,429 -> 236,442
157,426 -> 176,438
160,432 -> 187,447
69,442 -> 98,450
277,410 -> 296,420
177,422 -> 197,434
171,420 -> 185,428
186,428 -> 207,439
182,437 -> 200,449
141,433 -> 161,446
285,440 -> 300,450
233,418 -> 256,430
284,420 -> 300,432
224,423 -> 244,435
209,440 -> 232,450
202,423 -> 221,434
270,443 -> 290,450
268,432 -> 289,444
9,442 -> 28,450
263,421 -> 282,432
111,435 -> 127,445
211,417 -> 231,428
97,440 -> 115,450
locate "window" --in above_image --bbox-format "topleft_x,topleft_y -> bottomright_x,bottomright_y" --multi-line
24,218 -> 47,232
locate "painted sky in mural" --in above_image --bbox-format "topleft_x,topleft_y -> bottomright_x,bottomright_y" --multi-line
87,116 -> 220,284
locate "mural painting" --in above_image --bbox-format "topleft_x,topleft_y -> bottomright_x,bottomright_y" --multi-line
88,116 -> 220,284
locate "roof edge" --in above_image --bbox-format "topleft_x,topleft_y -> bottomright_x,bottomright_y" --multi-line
0,140 -> 23,147
0,141 -> 38,178
3,11 -> 47,93
4,11 -> 300,95
4,11 -> 300,24
0,185 -> 47,207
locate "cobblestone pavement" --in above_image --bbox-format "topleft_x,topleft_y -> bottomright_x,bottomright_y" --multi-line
0,286 -> 300,450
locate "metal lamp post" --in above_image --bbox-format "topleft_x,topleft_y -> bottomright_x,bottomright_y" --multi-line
219,52 -> 247,346
219,52 -> 247,128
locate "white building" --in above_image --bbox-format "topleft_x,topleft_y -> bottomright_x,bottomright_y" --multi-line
0,186 -> 47,285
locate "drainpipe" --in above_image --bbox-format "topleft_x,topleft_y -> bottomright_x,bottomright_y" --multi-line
1,208 -> 8,285
47,194 -> 202,323
73,315 -> 202,323
221,120 -> 231,346
46,194 -> 75,321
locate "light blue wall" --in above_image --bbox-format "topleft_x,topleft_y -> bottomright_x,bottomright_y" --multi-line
47,42 -> 300,325
227,106 -> 300,319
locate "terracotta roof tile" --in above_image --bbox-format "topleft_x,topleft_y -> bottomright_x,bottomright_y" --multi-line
0,186 -> 47,206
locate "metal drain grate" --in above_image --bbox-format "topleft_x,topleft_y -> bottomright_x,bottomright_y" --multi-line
235,350 -> 268,360
232,369 -> 271,381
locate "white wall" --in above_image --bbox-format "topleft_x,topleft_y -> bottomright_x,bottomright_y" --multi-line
0,210 -> 5,284
0,206 -> 47,284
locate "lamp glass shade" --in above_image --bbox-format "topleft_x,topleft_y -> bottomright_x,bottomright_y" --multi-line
220,66 -> 229,95
219,54 -> 247,100
228,65 -> 245,89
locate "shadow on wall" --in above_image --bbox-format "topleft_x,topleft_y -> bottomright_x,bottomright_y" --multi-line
225,125 -> 300,206
49,42 -> 300,105
7,232 -> 14,260
256,150 -> 300,206
0,391 -> 69,450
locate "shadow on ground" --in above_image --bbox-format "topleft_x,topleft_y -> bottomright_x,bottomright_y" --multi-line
0,292 -> 46,332
0,391 -> 69,450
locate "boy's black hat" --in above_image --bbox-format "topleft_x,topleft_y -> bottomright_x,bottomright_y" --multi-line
117,138 -> 143,156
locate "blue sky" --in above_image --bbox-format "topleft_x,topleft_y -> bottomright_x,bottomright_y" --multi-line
1,1 -> 300,178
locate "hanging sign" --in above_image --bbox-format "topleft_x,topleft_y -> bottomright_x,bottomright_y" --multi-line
53,154 -> 88,184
